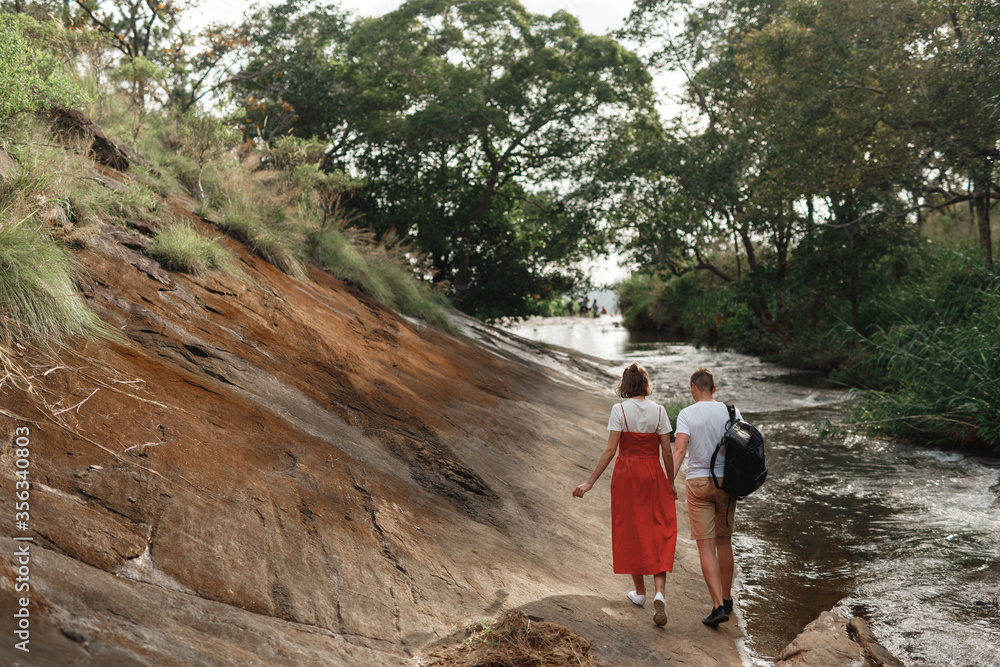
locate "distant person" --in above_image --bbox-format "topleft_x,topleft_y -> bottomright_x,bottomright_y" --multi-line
671,367 -> 742,627
574,363 -> 677,626
567,300 -> 575,316
592,302 -> 599,318
579,298 -> 589,315
601,306 -> 608,315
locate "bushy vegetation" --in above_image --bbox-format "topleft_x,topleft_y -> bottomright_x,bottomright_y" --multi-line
846,302 -> 1000,452
0,12 -> 82,122
0,14 -> 103,347
620,242 -> 1000,452
208,167 -> 308,280
309,227 -> 452,330
0,2 -> 465,350
843,251 -> 999,452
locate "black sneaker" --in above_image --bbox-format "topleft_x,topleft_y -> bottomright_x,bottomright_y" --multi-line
702,605 -> 730,627
723,598 -> 733,615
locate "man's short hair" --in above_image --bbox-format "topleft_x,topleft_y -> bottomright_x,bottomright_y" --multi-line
690,367 -> 715,393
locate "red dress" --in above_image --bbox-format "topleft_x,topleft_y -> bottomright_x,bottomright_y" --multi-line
610,405 -> 677,574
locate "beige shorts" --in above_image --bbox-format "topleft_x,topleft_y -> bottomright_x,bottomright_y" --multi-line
686,477 -> 736,540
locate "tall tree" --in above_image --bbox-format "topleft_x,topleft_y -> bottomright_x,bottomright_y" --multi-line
344,0 -> 657,316
917,0 -> 1000,270
620,0 -> 1000,336
228,0 -> 352,143
68,0 -> 190,61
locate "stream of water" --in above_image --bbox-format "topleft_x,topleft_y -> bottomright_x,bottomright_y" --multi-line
505,316 -> 1000,666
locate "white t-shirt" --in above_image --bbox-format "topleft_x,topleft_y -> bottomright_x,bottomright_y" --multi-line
607,397 -> 672,435
675,401 -> 742,479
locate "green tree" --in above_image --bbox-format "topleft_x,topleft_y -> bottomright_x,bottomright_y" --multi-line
228,0 -> 351,143
619,0 -> 997,334
914,0 -> 1000,271
344,0 -> 656,317
175,108 -> 238,203
110,54 -> 164,142
730,0 -> 933,330
68,0 -> 189,62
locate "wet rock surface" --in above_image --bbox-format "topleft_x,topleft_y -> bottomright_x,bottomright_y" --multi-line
774,611 -> 866,666
0,196 -> 744,665
774,610 -> 904,667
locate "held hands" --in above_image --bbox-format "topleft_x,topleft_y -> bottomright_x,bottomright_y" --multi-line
573,482 -> 593,498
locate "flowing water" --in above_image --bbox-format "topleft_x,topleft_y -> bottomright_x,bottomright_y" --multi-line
505,316 -> 1000,666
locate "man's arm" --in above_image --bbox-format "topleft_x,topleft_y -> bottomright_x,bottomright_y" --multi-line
660,433 -> 676,495
672,433 -> 689,482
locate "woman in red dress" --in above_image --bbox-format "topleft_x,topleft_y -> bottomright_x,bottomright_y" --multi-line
573,363 -> 678,626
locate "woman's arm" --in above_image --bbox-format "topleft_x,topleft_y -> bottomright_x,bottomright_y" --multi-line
660,433 -> 676,496
573,431 -> 621,498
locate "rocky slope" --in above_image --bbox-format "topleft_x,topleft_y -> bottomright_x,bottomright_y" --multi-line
0,183 -> 746,665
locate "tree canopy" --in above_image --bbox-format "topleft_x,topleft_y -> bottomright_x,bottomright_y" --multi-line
4,0 -> 996,329
335,0 -> 657,317
617,0 -> 1000,333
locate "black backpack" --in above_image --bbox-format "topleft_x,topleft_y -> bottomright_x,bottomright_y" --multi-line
710,404 -> 767,501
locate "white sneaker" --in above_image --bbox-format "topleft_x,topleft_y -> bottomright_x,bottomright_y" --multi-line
653,592 -> 667,626
627,591 -> 645,607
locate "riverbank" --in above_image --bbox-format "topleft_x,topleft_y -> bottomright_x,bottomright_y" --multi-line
504,315 -> 1000,666
0,207 -> 745,665
615,266 -> 1000,455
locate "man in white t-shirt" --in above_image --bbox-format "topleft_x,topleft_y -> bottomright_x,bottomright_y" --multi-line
672,367 -> 741,627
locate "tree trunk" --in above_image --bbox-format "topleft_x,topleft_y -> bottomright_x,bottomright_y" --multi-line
974,195 -> 992,271
197,163 -> 206,203
774,209 -> 790,284
973,166 -> 993,270
738,223 -> 757,272
845,226 -> 862,334
848,266 -> 862,333
732,226 -> 741,279
455,158 -> 502,303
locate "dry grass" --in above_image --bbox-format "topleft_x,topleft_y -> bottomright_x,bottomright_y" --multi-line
424,611 -> 611,667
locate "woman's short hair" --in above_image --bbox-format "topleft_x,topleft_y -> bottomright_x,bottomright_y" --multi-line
617,363 -> 652,398
690,367 -> 715,393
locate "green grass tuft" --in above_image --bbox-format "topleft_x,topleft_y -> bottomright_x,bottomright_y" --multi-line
146,221 -> 239,276
0,215 -> 106,345
215,195 -> 306,279
846,286 -> 1000,453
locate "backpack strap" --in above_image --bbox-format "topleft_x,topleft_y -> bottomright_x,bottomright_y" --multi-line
711,404 -> 737,491
711,443 -> 723,490
620,403 -> 629,433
